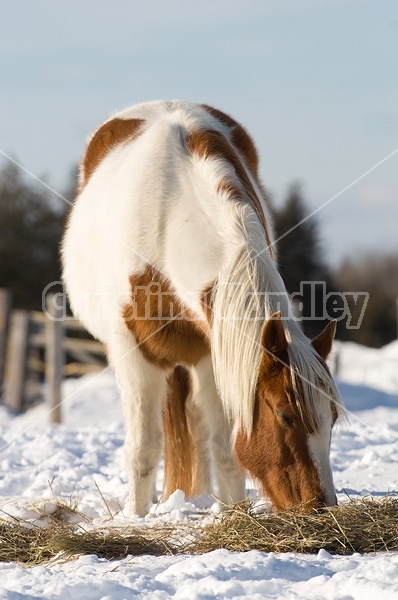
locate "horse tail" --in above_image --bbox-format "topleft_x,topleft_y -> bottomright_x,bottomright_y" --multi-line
163,366 -> 196,500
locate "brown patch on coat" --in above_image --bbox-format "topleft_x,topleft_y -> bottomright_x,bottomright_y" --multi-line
163,366 -> 196,499
187,128 -> 275,258
201,104 -> 273,231
123,266 -> 211,369
201,104 -> 260,179
81,117 -> 145,187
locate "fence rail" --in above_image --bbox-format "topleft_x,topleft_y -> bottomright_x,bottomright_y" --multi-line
0,289 -> 106,422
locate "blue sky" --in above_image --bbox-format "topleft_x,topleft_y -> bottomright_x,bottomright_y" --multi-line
1,0 -> 397,264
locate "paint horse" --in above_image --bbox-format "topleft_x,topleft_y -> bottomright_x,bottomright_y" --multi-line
62,101 -> 343,517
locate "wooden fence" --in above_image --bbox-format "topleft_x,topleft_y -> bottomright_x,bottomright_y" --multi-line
0,289 -> 106,423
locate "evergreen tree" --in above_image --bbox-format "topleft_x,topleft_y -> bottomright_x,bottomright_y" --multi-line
272,184 -> 331,338
0,161 -> 68,309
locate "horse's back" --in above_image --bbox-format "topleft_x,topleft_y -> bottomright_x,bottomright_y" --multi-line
62,101 -> 240,340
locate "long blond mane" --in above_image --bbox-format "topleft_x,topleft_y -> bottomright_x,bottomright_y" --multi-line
185,117 -> 343,437
211,201 -> 344,436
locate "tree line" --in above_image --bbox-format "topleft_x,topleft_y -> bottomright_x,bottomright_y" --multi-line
0,161 -> 396,348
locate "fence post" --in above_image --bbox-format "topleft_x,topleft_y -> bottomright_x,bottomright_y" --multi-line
3,310 -> 30,412
45,294 -> 64,424
0,288 -> 12,396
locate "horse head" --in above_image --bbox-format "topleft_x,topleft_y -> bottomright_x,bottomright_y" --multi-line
235,313 -> 339,512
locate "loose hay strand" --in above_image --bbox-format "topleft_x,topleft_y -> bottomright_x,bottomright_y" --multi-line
1,497 -> 398,565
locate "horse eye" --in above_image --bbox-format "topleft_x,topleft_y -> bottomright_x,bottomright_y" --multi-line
277,411 -> 294,428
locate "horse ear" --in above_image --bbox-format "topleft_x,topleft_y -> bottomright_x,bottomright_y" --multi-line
261,312 -> 288,366
311,320 -> 337,360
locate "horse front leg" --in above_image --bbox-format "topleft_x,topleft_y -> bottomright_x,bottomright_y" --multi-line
123,386 -> 165,517
111,330 -> 166,517
192,357 -> 246,506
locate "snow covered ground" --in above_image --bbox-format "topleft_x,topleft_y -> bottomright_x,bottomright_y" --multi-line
1,340 -> 398,598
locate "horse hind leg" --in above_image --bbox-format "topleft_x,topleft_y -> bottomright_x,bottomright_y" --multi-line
185,366 -> 213,496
